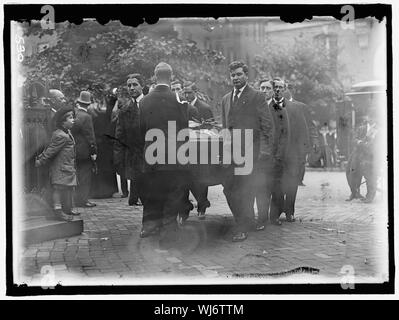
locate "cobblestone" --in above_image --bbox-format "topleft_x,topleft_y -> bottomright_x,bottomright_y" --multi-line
16,171 -> 389,286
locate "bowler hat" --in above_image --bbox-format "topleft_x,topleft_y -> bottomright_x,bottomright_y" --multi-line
77,91 -> 91,105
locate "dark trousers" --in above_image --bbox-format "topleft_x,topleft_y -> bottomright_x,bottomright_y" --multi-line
270,171 -> 299,220
54,185 -> 73,214
120,173 -> 142,204
182,175 -> 211,214
120,174 -> 129,196
346,151 -> 363,197
254,165 -> 272,223
141,171 -> 189,231
75,159 -> 92,205
299,163 -> 306,183
223,168 -> 256,232
192,183 -> 210,213
362,161 -> 377,200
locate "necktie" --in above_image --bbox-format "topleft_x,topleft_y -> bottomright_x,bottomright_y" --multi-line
273,98 -> 284,110
233,90 -> 240,104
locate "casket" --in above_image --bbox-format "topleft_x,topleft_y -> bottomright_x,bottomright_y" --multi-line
188,123 -> 229,186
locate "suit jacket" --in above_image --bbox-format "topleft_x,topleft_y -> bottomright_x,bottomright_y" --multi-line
221,84 -> 273,162
193,99 -> 214,121
291,99 -> 318,151
37,128 -> 77,186
71,108 -> 97,160
114,98 -> 143,179
269,99 -> 308,178
139,85 -> 189,172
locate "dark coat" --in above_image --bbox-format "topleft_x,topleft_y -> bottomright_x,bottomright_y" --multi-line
114,98 -> 143,179
36,128 -> 77,186
89,100 -> 118,197
269,99 -> 309,179
221,84 -> 273,161
70,107 -> 97,160
193,99 -> 214,121
139,84 -> 189,172
291,99 -> 318,151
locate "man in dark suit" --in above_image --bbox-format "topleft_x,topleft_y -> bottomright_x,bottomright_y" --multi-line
221,61 -> 273,242
183,82 -> 214,122
181,82 -> 214,220
71,91 -> 97,208
114,74 -> 145,206
284,82 -> 318,186
139,62 -> 190,242
254,79 -> 274,229
269,78 -> 308,223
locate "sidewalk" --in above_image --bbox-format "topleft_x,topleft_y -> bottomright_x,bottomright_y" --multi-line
17,171 -> 388,286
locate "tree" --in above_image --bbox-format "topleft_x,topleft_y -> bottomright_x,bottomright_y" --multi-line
22,21 -> 227,104
252,37 -> 344,121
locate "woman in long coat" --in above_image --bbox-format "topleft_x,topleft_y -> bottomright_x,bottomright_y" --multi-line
113,95 -> 143,205
88,94 -> 118,198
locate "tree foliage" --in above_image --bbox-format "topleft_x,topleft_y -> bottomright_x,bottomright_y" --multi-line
252,37 -> 343,119
22,21 -> 227,104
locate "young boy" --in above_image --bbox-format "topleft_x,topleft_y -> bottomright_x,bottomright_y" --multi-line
36,107 -> 78,219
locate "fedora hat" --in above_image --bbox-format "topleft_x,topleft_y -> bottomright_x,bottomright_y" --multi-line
77,91 -> 91,105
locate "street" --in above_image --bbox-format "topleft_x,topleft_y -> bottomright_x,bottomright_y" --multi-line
17,170 -> 389,286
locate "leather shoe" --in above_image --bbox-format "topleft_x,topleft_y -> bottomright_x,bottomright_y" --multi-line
82,201 -> 96,208
197,210 -> 206,220
286,215 -> 296,222
361,197 -> 373,203
255,223 -> 265,231
139,227 -> 160,238
271,219 -> 282,226
66,211 -> 80,216
178,212 -> 189,226
129,199 -> 142,206
232,232 -> 248,242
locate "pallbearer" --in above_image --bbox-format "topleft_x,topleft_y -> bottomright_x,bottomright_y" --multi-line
139,62 -> 189,245
269,78 -> 308,224
221,61 -> 273,242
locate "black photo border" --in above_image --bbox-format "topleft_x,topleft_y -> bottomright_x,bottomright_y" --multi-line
3,3 -> 394,296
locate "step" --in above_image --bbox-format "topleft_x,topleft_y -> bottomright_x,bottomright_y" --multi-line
22,217 -> 84,246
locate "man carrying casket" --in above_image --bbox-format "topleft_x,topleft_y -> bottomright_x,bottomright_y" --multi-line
174,82 -> 215,222
139,62 -> 190,243
221,61 -> 274,242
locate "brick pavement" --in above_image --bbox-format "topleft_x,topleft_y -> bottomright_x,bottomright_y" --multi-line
16,171 -> 389,286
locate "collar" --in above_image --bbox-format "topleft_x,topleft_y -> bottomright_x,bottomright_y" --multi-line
51,108 -> 57,113
132,93 -> 144,103
267,98 -> 272,105
190,97 -> 198,106
273,97 -> 285,105
234,83 -> 247,97
77,106 -> 88,113
155,83 -> 170,88
289,97 -> 293,102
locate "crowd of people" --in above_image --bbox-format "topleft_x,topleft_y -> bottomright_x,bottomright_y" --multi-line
32,59 -> 380,244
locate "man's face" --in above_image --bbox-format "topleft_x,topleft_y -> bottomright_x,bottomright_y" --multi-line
51,95 -> 66,110
171,83 -> 184,99
273,80 -> 285,100
230,67 -> 248,90
127,78 -> 143,98
260,81 -> 273,100
184,89 -> 196,103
